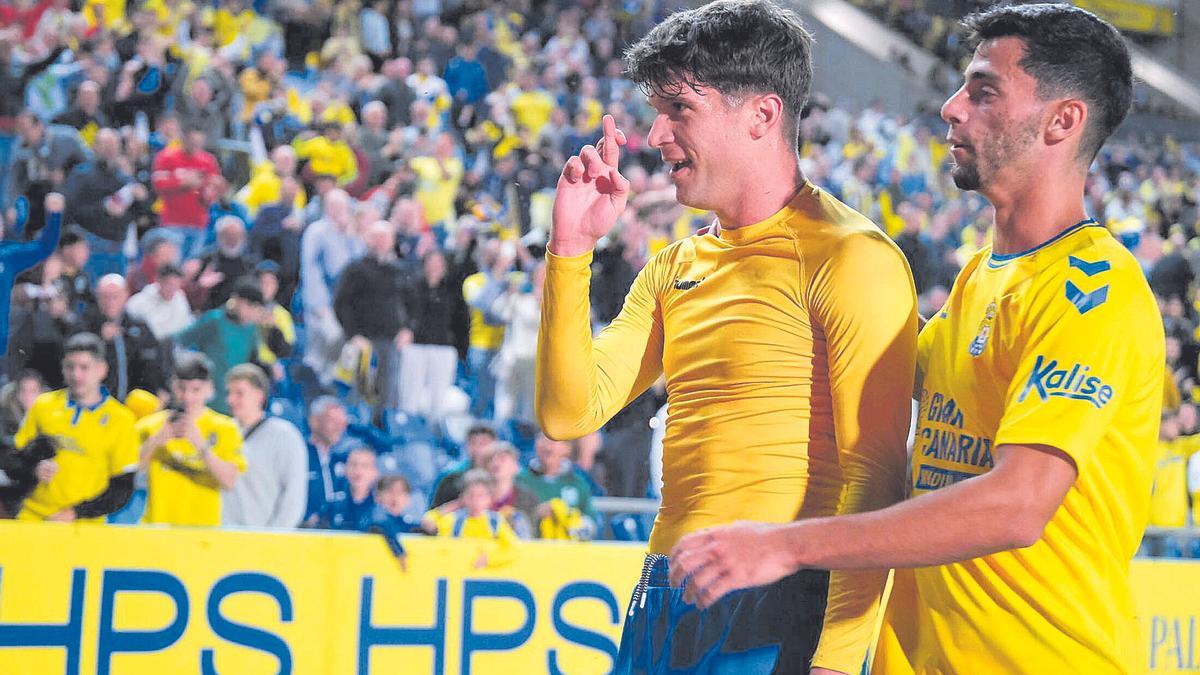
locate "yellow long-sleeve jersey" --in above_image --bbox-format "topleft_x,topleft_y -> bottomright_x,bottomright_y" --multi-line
536,183 -> 917,672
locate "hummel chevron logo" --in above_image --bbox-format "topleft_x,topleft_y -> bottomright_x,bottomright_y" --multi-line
1065,280 -> 1108,314
1068,256 -> 1110,277
673,277 -> 704,291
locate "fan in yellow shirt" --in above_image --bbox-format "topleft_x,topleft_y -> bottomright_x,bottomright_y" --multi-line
423,470 -> 519,568
236,145 -> 307,218
136,353 -> 245,527
409,132 -> 464,228
1150,411 -> 1200,528
15,333 -> 139,523
671,7 -> 1161,675
293,124 -> 358,187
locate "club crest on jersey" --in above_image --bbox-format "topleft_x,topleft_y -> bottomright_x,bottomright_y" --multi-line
968,301 -> 997,357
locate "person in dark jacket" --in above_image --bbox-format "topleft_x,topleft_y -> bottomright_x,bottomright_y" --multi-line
61,128 -> 148,279
333,220 -> 412,413
399,249 -> 468,422
70,274 -> 169,399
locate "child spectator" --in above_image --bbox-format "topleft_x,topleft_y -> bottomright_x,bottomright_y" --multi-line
423,469 -> 518,568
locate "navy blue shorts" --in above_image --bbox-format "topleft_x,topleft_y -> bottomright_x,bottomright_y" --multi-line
615,554 -> 829,674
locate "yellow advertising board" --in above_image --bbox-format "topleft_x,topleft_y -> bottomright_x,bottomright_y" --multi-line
1074,0 -> 1177,35
0,522 -> 1198,673
0,522 -> 643,674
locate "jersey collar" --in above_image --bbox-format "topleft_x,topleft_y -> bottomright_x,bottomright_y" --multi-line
986,218 -> 1099,269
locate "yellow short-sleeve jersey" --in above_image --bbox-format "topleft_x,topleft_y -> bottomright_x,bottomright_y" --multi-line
876,221 -> 1164,674
137,408 -> 246,527
14,390 -> 138,521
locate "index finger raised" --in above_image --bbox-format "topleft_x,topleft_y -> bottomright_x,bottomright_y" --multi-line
600,114 -> 620,166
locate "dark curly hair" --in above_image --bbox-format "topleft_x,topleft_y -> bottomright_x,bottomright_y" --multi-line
623,0 -> 815,145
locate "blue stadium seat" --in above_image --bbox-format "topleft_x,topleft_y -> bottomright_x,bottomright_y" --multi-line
608,513 -> 651,542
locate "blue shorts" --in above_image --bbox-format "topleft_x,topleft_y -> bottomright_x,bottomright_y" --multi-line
615,554 -> 829,674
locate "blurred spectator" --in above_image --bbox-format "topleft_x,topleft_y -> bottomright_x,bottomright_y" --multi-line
126,263 -> 193,341
174,278 -> 265,414
461,240 -> 510,419
599,384 -> 666,498
126,230 -> 181,293
373,58 -> 415,129
253,261 -> 296,379
249,175 -> 305,307
222,363 -> 307,528
176,78 -> 225,153
398,249 -> 464,422
135,352 -> 246,526
52,81 -> 110,146
374,474 -> 423,534
0,370 -> 44,446
430,424 -> 496,508
444,42 -> 488,128
303,396 -> 357,524
10,333 -> 139,522
6,111 -> 89,229
358,101 -> 395,187
293,122 -> 358,188
189,215 -> 258,311
151,122 -> 221,258
316,445 -> 378,530
239,145 -> 307,219
57,228 -> 94,314
486,442 -> 536,539
334,220 -> 412,414
490,261 -> 543,428
422,468 -> 518,568
300,189 -> 364,385
0,192 -> 63,376
517,434 -> 597,541
61,128 -> 147,279
409,131 -> 463,231
72,274 -> 168,400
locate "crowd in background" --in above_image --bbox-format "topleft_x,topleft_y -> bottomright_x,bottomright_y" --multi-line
0,0 -> 1198,555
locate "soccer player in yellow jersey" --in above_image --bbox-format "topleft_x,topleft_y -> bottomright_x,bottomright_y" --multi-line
671,5 -> 1163,674
536,2 -> 918,672
136,352 -> 245,526
15,332 -> 139,523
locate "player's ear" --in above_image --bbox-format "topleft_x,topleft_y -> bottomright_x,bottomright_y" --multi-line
1044,98 -> 1087,149
747,92 -> 786,141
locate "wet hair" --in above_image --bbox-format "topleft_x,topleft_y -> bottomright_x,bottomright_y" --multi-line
961,3 -> 1132,162
623,0 -> 814,143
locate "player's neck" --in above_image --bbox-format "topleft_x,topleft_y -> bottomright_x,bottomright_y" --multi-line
714,159 -> 804,231
987,173 -> 1088,256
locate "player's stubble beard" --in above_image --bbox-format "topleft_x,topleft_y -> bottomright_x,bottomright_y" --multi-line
951,113 -> 1041,193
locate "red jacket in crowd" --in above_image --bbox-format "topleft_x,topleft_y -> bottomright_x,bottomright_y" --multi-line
151,145 -> 221,229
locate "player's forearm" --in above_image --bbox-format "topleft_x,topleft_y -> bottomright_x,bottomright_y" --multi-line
535,251 -> 607,440
778,467 -> 1046,572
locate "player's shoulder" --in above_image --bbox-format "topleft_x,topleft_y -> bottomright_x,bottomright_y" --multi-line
1024,227 -> 1156,322
788,184 -> 906,264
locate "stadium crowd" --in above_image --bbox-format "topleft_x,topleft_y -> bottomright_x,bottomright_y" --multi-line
0,0 -> 1197,556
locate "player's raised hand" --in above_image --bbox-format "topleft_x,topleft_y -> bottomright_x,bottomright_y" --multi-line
550,114 -> 630,257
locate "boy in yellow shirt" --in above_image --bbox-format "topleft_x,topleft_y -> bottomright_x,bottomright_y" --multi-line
136,353 -> 245,526
423,469 -> 518,568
